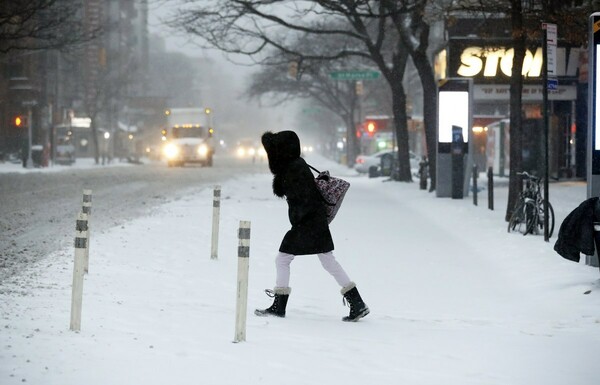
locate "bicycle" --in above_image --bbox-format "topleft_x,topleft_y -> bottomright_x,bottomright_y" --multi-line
507,171 -> 555,237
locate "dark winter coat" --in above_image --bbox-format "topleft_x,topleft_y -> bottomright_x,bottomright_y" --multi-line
553,197 -> 599,262
261,130 -> 334,255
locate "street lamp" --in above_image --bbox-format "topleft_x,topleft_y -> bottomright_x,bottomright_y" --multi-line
22,100 -> 38,169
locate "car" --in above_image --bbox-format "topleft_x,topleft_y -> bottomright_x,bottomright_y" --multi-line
55,144 -> 75,165
235,139 -> 266,160
354,149 -> 420,174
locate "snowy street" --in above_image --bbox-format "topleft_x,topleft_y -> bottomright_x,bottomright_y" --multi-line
1,154 -> 599,385
0,157 -> 265,281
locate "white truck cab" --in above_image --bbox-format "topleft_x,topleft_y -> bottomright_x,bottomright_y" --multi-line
162,108 -> 214,167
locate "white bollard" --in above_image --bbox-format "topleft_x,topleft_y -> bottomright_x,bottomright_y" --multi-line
70,212 -> 88,332
234,220 -> 251,343
211,185 -> 221,260
82,189 -> 92,274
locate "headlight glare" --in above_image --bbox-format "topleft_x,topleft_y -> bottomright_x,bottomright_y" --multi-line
163,143 -> 179,159
198,144 -> 208,156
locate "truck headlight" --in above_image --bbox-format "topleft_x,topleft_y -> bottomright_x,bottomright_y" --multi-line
163,143 -> 179,159
198,144 -> 208,156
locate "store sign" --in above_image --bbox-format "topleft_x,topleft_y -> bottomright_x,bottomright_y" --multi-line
473,84 -> 577,101
457,47 -> 543,78
454,45 -> 581,79
71,117 -> 91,128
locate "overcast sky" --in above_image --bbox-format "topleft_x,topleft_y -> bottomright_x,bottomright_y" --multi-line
146,0 -> 300,140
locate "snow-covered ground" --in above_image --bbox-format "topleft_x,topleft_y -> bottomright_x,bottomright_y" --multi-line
0,157 -> 134,174
1,154 -> 599,385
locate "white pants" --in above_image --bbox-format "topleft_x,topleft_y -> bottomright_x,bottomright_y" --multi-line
275,251 -> 352,288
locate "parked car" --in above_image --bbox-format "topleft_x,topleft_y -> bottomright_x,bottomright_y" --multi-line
354,149 -> 419,174
55,144 -> 75,165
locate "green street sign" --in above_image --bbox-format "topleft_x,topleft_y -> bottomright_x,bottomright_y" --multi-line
329,70 -> 381,80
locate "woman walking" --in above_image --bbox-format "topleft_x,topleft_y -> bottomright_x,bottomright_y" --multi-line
255,130 -> 369,322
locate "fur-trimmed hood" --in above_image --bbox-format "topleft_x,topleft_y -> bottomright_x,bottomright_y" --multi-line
261,131 -> 301,176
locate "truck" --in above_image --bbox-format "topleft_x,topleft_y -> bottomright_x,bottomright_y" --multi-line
161,108 -> 214,167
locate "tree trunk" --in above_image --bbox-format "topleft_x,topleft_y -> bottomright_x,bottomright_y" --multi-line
391,79 -> 412,181
90,119 -> 100,165
411,50 -> 437,191
345,113 -> 357,167
506,1 -> 526,221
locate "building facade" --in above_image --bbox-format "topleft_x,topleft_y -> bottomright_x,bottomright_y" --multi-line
435,18 -> 586,179
0,0 -> 151,162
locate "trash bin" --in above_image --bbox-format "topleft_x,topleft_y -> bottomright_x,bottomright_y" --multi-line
368,165 -> 380,178
31,145 -> 43,167
380,153 -> 393,177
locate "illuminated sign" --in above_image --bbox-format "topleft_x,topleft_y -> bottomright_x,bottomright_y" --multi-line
436,78 -> 472,199
70,117 -> 91,128
591,14 -> 600,154
588,14 -> 600,261
438,90 -> 469,143
450,44 -> 581,80
596,43 -> 600,151
457,47 -> 543,78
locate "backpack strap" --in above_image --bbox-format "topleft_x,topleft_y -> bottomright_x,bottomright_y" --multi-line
307,164 -> 321,174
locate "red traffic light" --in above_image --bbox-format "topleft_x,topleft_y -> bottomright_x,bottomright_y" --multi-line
366,121 -> 376,135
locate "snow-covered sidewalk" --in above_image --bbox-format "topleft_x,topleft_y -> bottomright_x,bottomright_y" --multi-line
1,154 -> 599,385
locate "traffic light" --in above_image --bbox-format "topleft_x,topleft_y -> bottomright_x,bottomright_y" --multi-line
208,127 -> 214,138
13,115 -> 27,127
366,120 -> 376,136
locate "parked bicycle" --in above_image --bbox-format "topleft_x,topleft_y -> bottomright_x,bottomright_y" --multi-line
507,171 -> 555,237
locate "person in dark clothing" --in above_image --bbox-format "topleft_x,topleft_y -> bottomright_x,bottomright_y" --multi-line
554,197 -> 599,263
255,130 -> 369,322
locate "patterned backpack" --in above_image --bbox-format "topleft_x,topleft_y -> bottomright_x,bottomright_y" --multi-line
308,165 -> 350,224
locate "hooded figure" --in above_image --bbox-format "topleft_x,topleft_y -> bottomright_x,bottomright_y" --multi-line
261,130 -> 334,255
256,130 -> 369,322
554,197 -> 599,263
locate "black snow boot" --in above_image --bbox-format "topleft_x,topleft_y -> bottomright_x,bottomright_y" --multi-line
254,287 -> 291,317
341,282 -> 369,322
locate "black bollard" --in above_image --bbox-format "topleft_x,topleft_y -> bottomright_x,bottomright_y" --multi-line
419,156 -> 428,190
472,165 -> 478,206
487,167 -> 494,211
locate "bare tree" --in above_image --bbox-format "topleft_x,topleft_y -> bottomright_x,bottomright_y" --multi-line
168,1 -> 420,180
62,46 -> 138,164
249,58 -> 363,153
0,0 -> 95,53
450,0 -> 597,220
384,0 -> 441,190
245,26 -> 384,165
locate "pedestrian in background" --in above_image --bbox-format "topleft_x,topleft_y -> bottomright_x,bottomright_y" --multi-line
255,130 -> 369,322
